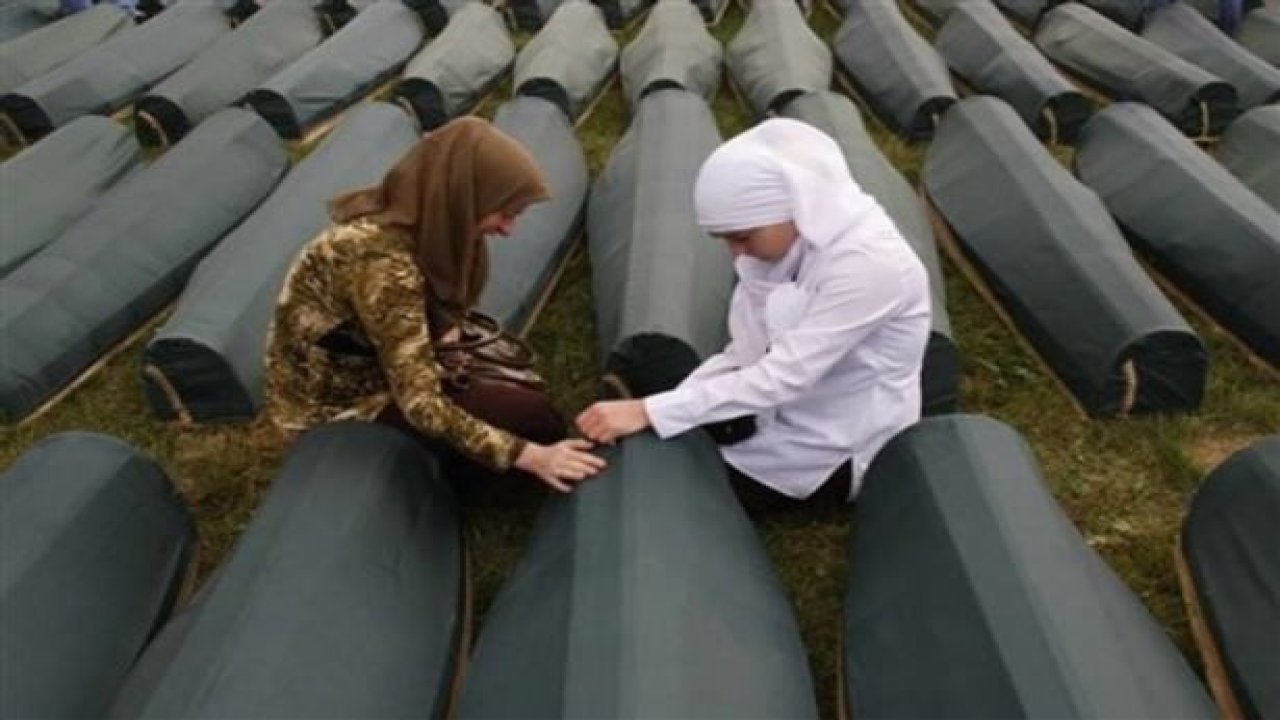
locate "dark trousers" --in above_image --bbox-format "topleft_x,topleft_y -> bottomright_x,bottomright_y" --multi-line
377,380 -> 566,506
726,461 -> 853,517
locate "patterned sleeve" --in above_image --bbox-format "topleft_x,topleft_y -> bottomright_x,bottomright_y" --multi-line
349,248 -> 526,471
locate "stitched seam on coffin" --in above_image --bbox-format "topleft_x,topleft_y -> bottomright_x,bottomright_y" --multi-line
954,425 -> 1086,716
883,428 -> 1031,716
621,104 -> 652,348
932,103 -> 1100,395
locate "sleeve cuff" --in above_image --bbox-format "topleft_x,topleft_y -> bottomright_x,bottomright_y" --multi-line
495,435 -> 526,472
644,390 -> 700,439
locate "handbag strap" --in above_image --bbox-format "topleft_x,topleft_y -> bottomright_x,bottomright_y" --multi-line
434,310 -> 503,352
434,310 -> 537,369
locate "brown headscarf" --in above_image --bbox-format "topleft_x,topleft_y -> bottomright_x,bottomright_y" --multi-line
328,117 -> 551,315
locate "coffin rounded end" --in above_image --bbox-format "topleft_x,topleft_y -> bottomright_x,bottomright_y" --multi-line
1035,92 -> 1094,145
922,332 -> 961,416
142,337 -> 257,424
134,96 -> 191,149
0,92 -> 52,146
516,77 -> 573,122
243,88 -> 303,140
392,78 -> 446,133
1103,329 -> 1209,417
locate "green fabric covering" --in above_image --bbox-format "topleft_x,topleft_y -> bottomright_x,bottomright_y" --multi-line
109,422 -> 464,719
620,0 -> 721,107
513,0 -> 615,121
0,108 -> 286,421
1074,102 -> 1280,370
458,431 -> 818,718
1183,435 -> 1280,720
846,414 -> 1216,718
1217,105 -> 1280,210
727,0 -> 830,116
924,97 -> 1206,416
0,4 -> 132,94
587,86 -> 732,360
1,432 -> 194,720
0,115 -> 140,276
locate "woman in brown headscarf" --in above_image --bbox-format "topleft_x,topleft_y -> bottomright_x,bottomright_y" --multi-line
263,117 -> 605,495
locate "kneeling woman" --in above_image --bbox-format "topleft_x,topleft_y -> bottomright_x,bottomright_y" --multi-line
576,118 -> 931,512
264,118 -> 604,496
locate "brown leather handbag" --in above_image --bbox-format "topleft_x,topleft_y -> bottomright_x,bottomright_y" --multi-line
433,310 -> 547,395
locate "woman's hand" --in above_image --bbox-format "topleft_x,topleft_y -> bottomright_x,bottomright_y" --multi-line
515,439 -> 607,493
574,400 -> 650,445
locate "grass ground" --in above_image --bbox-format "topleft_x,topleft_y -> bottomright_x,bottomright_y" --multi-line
2,1 -> 1278,717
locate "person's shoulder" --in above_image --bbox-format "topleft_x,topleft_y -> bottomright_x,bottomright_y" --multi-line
319,219 -> 413,262
818,234 -> 924,290
325,218 -> 390,247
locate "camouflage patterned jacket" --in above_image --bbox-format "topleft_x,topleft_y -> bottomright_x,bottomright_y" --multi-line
263,219 -> 525,471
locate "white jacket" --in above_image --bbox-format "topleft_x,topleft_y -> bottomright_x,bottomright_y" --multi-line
644,207 -> 931,500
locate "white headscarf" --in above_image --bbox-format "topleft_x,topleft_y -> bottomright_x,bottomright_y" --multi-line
693,118 -> 876,248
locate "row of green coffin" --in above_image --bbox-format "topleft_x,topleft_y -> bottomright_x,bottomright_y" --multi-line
924,96 -> 1280,417
731,0 -> 1278,144
0,6 -> 741,424
2,415 -> 1274,718
27,0 -> 1280,420
0,90 -> 586,424
0,0 -> 548,146
3,0 -> 1276,149
0,0 -> 678,148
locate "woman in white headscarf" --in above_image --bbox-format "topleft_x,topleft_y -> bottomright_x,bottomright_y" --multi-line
575,118 -> 931,511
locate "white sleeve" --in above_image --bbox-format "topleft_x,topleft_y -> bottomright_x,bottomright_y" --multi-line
644,265 -> 907,438
680,346 -> 739,385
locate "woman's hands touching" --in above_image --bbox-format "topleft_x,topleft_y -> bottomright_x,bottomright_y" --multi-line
575,400 -> 651,445
514,399 -> 654,494
515,439 -> 607,493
